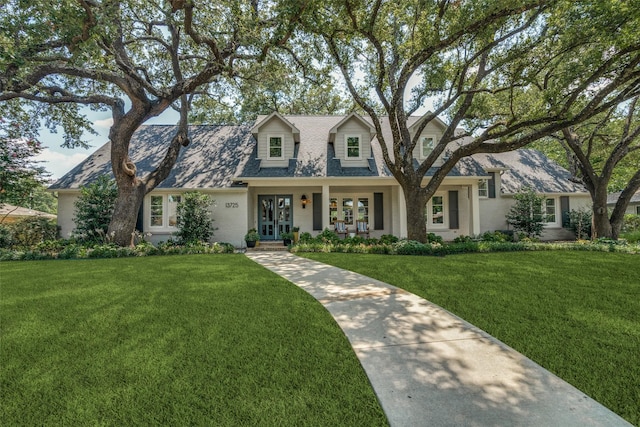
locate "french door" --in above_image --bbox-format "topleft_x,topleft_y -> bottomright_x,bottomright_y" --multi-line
258,195 -> 293,240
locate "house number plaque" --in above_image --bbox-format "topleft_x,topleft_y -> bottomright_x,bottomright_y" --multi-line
225,202 -> 239,208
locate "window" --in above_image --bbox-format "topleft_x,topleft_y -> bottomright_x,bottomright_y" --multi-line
421,136 -> 435,158
150,196 -> 163,227
268,135 -> 283,159
168,194 -> 181,226
478,179 -> 488,198
544,198 -> 556,223
329,195 -> 371,226
343,198 -> 354,224
357,198 -> 369,223
329,198 -> 338,224
432,195 -> 445,224
345,135 -> 361,159
150,194 -> 182,228
636,205 -> 640,215
424,193 -> 447,228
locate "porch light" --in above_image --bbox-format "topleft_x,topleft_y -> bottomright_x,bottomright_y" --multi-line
301,194 -> 309,209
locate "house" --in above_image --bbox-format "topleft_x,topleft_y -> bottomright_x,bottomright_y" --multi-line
607,190 -> 640,215
50,113 -> 590,246
0,204 -> 57,224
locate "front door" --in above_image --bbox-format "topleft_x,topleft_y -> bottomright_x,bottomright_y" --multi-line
258,195 -> 293,240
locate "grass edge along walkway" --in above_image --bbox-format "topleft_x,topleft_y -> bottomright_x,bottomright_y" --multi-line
300,251 -> 640,427
0,255 -> 388,426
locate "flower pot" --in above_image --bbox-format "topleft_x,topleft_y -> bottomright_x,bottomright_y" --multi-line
283,239 -> 292,246
246,240 -> 256,248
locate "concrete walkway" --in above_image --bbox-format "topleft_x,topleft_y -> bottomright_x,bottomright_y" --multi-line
246,251 -> 632,427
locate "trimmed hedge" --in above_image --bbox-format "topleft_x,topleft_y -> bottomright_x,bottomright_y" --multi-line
0,240 -> 236,261
290,235 -> 640,256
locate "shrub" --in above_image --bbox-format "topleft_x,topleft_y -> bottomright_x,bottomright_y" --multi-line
569,208 -> 592,240
506,188 -> 546,238
175,191 -> 215,244
299,232 -> 313,242
318,228 -> 340,243
379,234 -> 399,244
9,217 -> 58,247
426,233 -> 444,244
0,224 -> 13,248
622,214 -> 640,233
480,231 -> 511,242
73,175 -> 117,242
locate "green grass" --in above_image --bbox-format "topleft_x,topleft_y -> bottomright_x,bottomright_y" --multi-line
0,255 -> 387,426
300,251 -> 640,426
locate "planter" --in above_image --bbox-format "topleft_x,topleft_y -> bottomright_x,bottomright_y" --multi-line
283,239 -> 292,246
246,240 -> 257,248
293,231 -> 299,243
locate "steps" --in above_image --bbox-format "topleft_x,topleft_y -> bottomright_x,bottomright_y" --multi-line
245,241 -> 290,252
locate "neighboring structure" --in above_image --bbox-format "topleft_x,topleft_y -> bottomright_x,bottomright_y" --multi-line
0,204 -> 56,224
607,189 -> 640,216
50,113 -> 590,246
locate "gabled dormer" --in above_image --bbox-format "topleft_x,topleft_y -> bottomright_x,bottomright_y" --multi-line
251,112 -> 300,168
408,113 -> 448,165
328,113 -> 375,168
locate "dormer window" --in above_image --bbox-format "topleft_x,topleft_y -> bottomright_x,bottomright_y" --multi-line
268,135 -> 284,159
346,135 -> 361,159
421,136 -> 435,158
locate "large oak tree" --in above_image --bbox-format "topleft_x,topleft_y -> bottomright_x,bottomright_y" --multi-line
310,0 -> 640,242
557,97 -> 640,239
1,0 -> 307,246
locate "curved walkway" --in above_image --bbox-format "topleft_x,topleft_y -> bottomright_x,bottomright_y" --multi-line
246,251 -> 631,427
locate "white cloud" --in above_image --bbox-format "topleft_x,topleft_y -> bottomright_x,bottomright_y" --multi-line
94,118 -> 114,128
36,149 -> 90,180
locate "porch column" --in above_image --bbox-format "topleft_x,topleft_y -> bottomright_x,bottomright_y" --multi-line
322,184 -> 330,230
470,183 -> 481,235
398,188 -> 407,238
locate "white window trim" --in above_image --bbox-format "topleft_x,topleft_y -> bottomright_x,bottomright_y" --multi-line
148,193 -> 181,230
267,134 -> 285,160
329,193 -> 373,227
543,196 -> 560,227
344,134 -> 362,160
420,135 -> 437,159
478,179 -> 489,198
426,192 -> 448,229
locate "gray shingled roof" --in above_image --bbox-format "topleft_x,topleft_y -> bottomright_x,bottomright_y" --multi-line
607,189 -> 640,205
50,125 -> 254,189
52,116 -> 517,190
472,150 -> 587,194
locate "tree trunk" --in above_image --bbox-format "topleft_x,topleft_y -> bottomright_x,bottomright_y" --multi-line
108,182 -> 145,246
404,186 -> 428,242
591,185 -> 612,239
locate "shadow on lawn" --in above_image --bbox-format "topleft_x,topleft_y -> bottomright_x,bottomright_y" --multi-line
247,252 -> 630,427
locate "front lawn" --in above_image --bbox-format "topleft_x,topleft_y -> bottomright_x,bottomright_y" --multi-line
301,251 -> 640,426
0,255 -> 387,426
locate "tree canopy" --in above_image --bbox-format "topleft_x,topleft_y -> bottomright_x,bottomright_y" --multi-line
308,0 -> 640,241
1,0 -> 310,245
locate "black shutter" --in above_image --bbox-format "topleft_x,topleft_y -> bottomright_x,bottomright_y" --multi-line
449,191 -> 459,229
488,172 -> 496,198
560,196 -> 570,228
374,192 -> 384,230
136,203 -> 144,232
313,193 -> 323,230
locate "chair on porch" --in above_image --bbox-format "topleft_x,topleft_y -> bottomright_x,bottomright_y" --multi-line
355,220 -> 370,238
334,220 -> 348,239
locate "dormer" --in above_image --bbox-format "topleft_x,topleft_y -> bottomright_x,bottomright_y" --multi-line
409,113 -> 448,166
328,113 -> 375,167
251,112 -> 300,168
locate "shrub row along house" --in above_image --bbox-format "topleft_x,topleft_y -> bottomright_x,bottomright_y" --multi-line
51,112 -> 590,247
